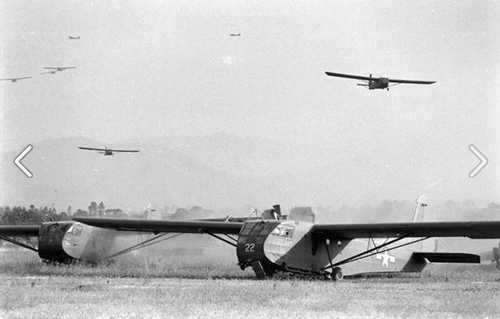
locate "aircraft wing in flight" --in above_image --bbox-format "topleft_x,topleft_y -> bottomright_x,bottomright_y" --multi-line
388,78 -> 436,84
108,149 -> 139,153
43,66 -> 76,70
78,146 -> 106,151
0,76 -> 32,82
324,72 -> 372,81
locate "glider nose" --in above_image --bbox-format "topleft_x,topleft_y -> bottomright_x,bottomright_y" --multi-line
62,223 -> 88,260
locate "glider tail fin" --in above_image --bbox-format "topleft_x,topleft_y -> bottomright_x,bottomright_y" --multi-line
412,195 -> 428,252
412,195 -> 427,223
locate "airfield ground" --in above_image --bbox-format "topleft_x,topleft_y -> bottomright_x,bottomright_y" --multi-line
1,251 -> 499,319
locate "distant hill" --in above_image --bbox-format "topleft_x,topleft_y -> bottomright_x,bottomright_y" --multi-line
2,136 -> 255,210
2,133 -> 499,210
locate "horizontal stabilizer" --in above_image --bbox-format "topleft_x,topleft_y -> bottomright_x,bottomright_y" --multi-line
402,252 -> 480,272
416,252 -> 480,263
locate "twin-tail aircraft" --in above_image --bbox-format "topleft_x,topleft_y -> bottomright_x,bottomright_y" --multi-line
78,146 -> 139,156
1,204 -> 500,280
325,71 -> 436,90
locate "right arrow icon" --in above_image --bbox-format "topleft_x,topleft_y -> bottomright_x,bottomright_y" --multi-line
468,144 -> 488,178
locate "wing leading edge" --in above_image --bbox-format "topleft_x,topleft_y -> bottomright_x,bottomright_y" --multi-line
78,147 -> 105,151
388,78 -> 435,84
0,225 -> 40,236
324,72 -> 372,81
0,76 -> 33,82
78,147 -> 139,152
108,149 -> 139,153
73,217 -> 243,235
324,71 -> 435,84
312,221 -> 500,239
75,219 -> 500,238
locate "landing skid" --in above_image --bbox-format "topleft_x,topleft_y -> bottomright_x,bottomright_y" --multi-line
272,270 -> 341,281
345,271 -> 421,279
267,264 -> 344,281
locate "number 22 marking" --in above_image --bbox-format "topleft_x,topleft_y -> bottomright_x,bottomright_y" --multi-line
244,243 -> 255,252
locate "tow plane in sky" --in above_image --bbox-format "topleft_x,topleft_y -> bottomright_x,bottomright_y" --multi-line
2,204 -> 500,280
78,146 -> 139,156
325,71 -> 436,90
0,76 -> 32,83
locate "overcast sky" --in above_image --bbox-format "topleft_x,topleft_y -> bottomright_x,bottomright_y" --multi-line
1,1 -> 500,204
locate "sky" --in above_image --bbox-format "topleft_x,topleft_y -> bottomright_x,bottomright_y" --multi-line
1,0 -> 500,205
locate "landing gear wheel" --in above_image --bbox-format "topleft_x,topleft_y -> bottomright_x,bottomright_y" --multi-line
332,267 -> 343,281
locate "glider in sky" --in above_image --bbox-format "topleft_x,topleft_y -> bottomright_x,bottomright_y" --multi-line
325,71 -> 436,90
0,76 -> 32,83
78,146 -> 139,156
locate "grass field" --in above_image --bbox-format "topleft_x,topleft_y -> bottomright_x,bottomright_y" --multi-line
1,251 -> 500,319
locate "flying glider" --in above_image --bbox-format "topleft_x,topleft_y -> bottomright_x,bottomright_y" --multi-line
325,71 -> 436,90
41,66 -> 77,74
0,76 -> 32,83
2,204 -> 500,280
78,146 -> 139,156
229,33 -> 241,37
68,35 -> 80,40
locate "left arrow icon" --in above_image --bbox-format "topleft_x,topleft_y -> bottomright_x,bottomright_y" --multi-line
14,144 -> 33,178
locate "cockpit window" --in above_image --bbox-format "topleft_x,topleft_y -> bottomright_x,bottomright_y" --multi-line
68,224 -> 83,237
271,224 -> 294,239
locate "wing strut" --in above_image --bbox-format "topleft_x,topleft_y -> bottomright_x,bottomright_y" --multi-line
323,235 -> 430,271
338,237 -> 429,268
0,235 -> 38,252
323,234 -> 409,271
224,234 -> 238,244
104,233 -> 182,260
324,239 -> 334,270
206,232 -> 238,247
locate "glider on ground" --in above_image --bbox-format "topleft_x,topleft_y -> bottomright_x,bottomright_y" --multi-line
2,204 -> 500,280
325,71 -> 436,90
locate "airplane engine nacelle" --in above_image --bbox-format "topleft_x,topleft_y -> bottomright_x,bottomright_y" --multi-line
38,221 -> 75,263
